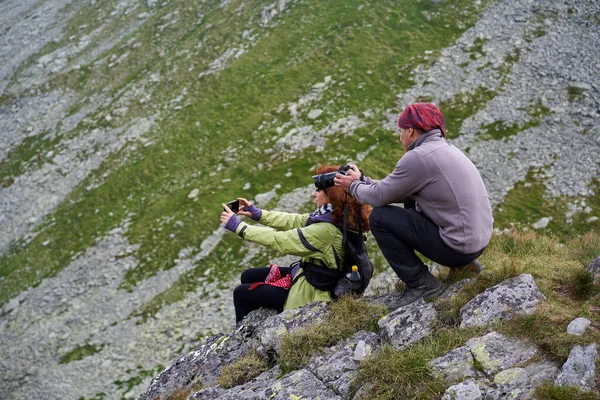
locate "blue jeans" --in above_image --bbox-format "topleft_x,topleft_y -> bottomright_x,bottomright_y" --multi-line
369,205 -> 484,286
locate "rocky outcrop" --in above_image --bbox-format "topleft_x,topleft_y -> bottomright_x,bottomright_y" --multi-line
555,344 -> 598,392
459,274 -> 546,328
139,273 -> 597,400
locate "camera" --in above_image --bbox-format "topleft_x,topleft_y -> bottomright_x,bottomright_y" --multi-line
312,165 -> 351,190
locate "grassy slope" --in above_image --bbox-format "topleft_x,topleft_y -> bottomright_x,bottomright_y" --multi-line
0,0 -> 492,310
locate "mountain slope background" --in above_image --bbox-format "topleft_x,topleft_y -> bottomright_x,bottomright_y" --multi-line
0,0 -> 599,398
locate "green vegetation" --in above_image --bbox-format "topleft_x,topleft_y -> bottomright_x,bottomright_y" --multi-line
114,364 -> 164,396
59,343 -> 103,364
438,87 -> 497,139
216,350 -> 269,388
479,98 -> 551,141
568,85 -> 586,102
357,327 -> 485,399
493,168 -> 600,240
534,382 -> 600,400
279,296 -> 387,373
466,37 -> 488,60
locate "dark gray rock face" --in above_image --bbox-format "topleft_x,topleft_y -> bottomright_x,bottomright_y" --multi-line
555,344 -> 598,392
460,274 -> 546,328
195,369 -> 342,400
139,331 -> 258,400
307,330 -> 381,397
586,256 -> 600,285
378,299 -> 436,350
256,301 -> 330,354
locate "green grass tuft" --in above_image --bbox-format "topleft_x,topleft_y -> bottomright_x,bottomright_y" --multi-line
533,382 -> 600,400
279,296 -> 387,373
216,350 -> 269,388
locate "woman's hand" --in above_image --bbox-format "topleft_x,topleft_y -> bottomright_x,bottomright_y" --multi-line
237,198 -> 253,217
237,198 -> 262,221
221,203 -> 235,224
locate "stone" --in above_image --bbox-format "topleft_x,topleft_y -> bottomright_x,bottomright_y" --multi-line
532,217 -> 551,229
567,317 -> 591,335
307,109 -> 323,119
307,331 -> 380,385
466,332 -> 538,375
429,346 -> 483,384
460,274 -> 546,328
586,256 -> 600,284
256,301 -> 330,353
442,379 -> 485,400
188,188 -> 200,199
487,360 -> 560,399
378,300 -> 436,350
555,344 -> 598,392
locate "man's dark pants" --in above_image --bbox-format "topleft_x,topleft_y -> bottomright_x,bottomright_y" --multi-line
369,205 -> 484,287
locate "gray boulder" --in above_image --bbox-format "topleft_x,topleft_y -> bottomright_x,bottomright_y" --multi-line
256,301 -> 330,354
460,274 -> 546,328
190,366 -> 281,399
210,368 -> 343,400
139,331 -> 258,400
442,379 -> 487,400
307,330 -> 380,397
485,360 -> 560,399
555,343 -> 598,392
466,332 -> 538,375
429,346 -> 484,384
586,256 -> 600,285
567,317 -> 591,335
378,299 -> 436,350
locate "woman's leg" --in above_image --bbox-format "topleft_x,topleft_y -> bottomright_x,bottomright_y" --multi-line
233,284 -> 289,323
240,266 -> 294,284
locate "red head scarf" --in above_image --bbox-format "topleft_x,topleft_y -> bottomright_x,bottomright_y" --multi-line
398,103 -> 446,137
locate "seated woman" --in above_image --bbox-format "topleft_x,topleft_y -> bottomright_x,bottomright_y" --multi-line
220,165 -> 371,323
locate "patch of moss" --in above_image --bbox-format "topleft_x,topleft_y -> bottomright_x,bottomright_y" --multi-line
479,98 -> 551,141
567,86 -> 586,102
437,87 -> 497,139
59,343 -> 103,364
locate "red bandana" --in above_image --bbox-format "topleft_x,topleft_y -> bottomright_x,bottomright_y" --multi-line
398,103 -> 446,137
249,264 -> 292,291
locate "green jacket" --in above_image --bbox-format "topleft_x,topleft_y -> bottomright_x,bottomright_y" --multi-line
233,209 -> 344,310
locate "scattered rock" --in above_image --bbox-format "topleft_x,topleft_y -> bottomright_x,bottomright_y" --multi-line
586,256 -> 600,284
465,331 -> 538,375
567,317 -> 591,335
555,344 -> 598,392
460,274 -> 546,328
188,188 -> 200,199
378,300 -> 436,350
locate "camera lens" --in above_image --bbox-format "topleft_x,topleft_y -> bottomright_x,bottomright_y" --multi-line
312,171 -> 337,190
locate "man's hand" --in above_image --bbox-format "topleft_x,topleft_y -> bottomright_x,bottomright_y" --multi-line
334,164 -> 360,191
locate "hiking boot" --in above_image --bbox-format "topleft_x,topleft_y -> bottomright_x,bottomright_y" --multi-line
448,259 -> 485,280
387,271 -> 444,310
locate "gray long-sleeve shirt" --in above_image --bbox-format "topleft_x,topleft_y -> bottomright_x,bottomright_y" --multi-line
350,130 -> 493,254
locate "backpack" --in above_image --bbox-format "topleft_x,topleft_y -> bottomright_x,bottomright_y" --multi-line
298,201 -> 374,298
331,201 -> 374,298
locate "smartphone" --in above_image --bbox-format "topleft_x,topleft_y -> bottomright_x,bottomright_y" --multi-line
225,199 -> 240,213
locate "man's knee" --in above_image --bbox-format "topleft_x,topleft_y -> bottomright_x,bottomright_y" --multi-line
369,207 -> 385,228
